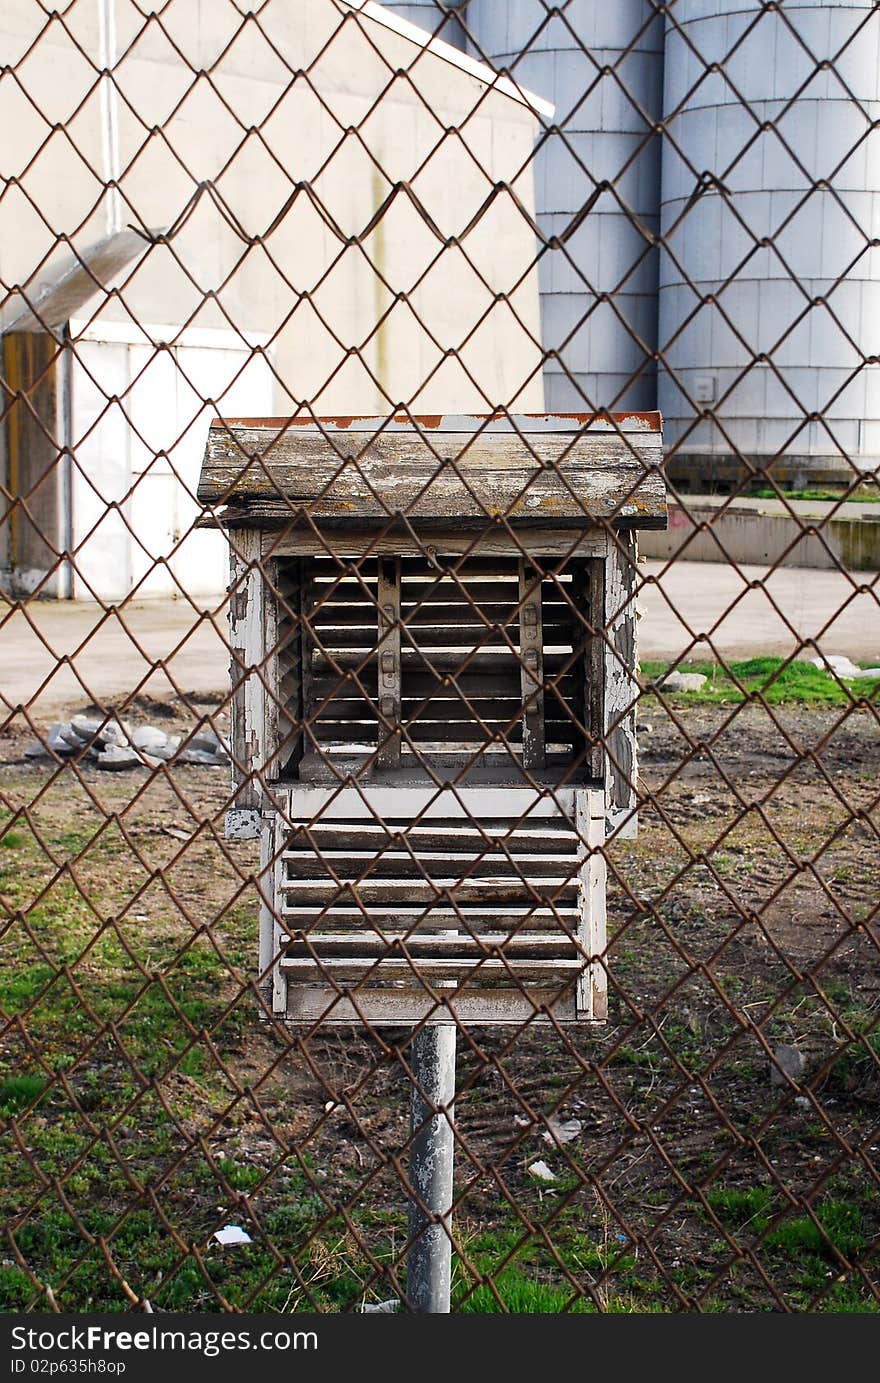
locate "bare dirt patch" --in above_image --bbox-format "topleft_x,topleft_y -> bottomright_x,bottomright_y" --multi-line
0,696 -> 878,1312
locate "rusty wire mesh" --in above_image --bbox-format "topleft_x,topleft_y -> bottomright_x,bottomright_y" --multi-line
1,0 -> 879,1315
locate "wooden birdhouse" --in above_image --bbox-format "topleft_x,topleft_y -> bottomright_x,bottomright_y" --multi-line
197,413 -> 666,1026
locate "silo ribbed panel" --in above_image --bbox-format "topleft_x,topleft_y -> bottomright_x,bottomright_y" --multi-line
468,2 -> 664,411
659,0 -> 880,485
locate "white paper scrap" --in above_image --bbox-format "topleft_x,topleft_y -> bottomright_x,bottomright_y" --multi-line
213,1225 -> 252,1246
527,1159 -> 557,1182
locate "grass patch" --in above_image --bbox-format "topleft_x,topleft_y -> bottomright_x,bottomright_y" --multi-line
0,1075 -> 48,1116
748,487 -> 880,504
457,1265 -> 589,1313
642,656 -> 880,706
766,1200 -> 867,1261
706,1184 -> 774,1234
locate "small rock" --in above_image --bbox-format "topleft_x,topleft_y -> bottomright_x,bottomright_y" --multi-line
101,721 -> 130,748
131,726 -> 169,751
190,730 -> 226,755
60,724 -> 88,749
770,1043 -> 804,1088
661,671 -> 708,693
70,714 -> 130,746
46,723 -> 76,755
95,745 -> 143,771
148,736 -> 181,762
176,748 -> 226,766
70,714 -> 103,741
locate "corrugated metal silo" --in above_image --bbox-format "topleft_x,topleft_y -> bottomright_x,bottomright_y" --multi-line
466,1 -> 664,411
659,0 -> 880,489
377,2 -> 467,48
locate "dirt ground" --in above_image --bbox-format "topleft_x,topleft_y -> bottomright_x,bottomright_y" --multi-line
0,692 -> 878,1312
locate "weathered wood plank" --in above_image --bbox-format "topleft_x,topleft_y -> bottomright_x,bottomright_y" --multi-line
308,720 -> 521,745
279,850 -> 581,879
283,823 -> 579,854
576,792 -> 608,1021
376,556 -> 401,770
278,784 -> 584,820
282,985 -> 583,1026
306,696 -> 524,723
281,879 -> 580,905
280,907 -> 581,930
262,528 -> 610,559
281,933 -> 580,955
519,561 -> 545,770
227,530 -> 279,813
279,957 -> 583,981
199,426 -> 665,526
605,533 -> 639,837
309,649 -> 572,675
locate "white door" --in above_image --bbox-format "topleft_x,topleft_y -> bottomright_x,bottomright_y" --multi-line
70,323 -> 273,601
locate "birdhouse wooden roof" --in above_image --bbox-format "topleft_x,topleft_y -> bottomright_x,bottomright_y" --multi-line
197,412 -> 667,534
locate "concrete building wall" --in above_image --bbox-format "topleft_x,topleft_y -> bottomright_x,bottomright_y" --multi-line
0,0 -> 546,598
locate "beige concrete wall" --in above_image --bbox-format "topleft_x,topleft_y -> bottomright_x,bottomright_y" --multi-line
0,0 -> 546,415
639,499 -> 880,573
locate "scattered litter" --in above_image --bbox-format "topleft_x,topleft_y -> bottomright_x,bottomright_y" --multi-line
361,1298 -> 400,1313
212,1225 -> 252,1246
810,654 -> 880,680
161,826 -> 191,842
527,1159 -> 557,1182
514,1114 -> 532,1128
541,1117 -> 583,1146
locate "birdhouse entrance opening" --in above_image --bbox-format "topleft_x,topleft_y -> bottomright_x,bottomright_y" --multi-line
276,551 -> 604,787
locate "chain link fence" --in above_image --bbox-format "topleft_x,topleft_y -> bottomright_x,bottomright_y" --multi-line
1,0 -> 878,1314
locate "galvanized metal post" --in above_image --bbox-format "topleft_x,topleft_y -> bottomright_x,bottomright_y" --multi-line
407,1023 -> 457,1313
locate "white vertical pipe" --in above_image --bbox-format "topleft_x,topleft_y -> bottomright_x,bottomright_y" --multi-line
97,0 -> 122,236
407,1023 -> 457,1313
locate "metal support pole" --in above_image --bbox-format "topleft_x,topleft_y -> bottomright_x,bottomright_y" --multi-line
406,1022 -> 457,1313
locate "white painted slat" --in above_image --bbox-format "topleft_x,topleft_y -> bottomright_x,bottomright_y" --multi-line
277,785 -> 580,820
284,986 -> 581,1026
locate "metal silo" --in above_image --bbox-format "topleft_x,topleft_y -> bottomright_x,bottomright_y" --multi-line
467,1 -> 664,411
659,0 -> 880,490
377,2 -> 467,48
